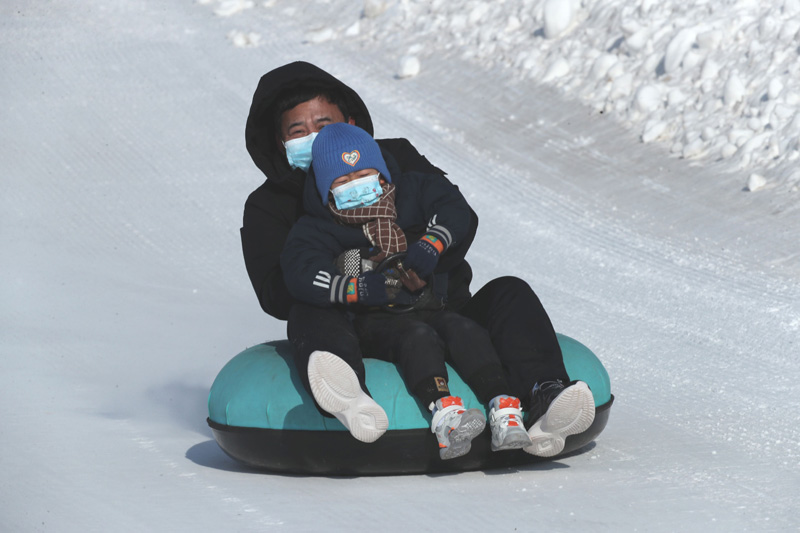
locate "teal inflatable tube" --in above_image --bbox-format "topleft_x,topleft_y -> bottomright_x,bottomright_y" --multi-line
207,333 -> 613,475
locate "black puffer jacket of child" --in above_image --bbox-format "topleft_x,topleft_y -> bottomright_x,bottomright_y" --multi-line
280,148 -> 473,311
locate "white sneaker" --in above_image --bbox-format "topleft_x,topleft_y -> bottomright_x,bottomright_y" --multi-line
307,351 -> 388,443
431,396 -> 486,460
523,381 -> 595,457
488,395 -> 532,451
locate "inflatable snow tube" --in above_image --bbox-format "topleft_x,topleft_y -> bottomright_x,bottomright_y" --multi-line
207,334 -> 613,475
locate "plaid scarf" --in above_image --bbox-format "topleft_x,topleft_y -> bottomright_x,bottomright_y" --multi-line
328,183 -> 406,262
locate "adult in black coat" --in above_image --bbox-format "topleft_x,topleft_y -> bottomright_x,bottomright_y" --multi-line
241,62 -> 594,457
241,61 -> 475,395
242,61 -> 475,320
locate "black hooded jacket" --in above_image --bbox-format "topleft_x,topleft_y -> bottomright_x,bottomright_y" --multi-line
241,61 -> 476,320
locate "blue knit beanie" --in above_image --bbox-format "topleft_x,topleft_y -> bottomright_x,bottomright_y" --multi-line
311,123 -> 391,204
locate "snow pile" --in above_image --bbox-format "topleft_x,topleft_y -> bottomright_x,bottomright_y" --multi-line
361,0 -> 800,191
397,53 -> 422,79
357,0 -> 800,190
228,29 -> 262,47
212,0 -> 255,17
203,0 -> 800,192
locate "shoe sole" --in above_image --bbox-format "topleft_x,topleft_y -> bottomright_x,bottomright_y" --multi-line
523,381 -> 595,458
307,351 -> 389,444
439,410 -> 486,460
491,428 -> 533,452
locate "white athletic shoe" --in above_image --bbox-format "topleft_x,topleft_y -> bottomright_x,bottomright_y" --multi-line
307,351 -> 389,443
523,380 -> 595,458
488,395 -> 532,452
431,396 -> 486,460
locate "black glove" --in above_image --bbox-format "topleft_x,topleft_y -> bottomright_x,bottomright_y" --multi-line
346,272 -> 389,307
402,235 -> 444,279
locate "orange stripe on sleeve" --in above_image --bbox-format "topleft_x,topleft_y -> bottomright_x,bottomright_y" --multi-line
421,234 -> 445,253
345,277 -> 359,303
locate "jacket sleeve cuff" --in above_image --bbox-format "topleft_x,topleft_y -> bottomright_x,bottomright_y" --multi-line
329,275 -> 358,304
423,225 -> 452,253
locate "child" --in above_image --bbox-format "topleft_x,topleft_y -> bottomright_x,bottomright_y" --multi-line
281,123 -> 532,459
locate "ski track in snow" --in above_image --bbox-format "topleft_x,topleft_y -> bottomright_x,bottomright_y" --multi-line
2,0 -> 799,531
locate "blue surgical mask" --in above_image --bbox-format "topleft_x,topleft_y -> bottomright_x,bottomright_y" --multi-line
283,132 -> 318,171
331,174 -> 383,210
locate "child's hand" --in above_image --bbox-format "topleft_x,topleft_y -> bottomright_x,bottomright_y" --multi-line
403,234 -> 444,279
348,272 -> 390,307
335,247 -> 381,276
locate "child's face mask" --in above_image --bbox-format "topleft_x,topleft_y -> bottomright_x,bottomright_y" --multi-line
283,132 -> 318,171
331,174 -> 383,210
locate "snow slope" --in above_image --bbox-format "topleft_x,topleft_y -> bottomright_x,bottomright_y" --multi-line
2,0 -> 798,531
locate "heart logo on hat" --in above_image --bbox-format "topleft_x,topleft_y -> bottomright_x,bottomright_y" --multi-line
342,150 -> 360,166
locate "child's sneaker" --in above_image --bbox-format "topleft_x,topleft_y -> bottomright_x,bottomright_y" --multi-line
307,351 -> 389,443
523,380 -> 595,457
431,396 -> 486,460
488,395 -> 532,451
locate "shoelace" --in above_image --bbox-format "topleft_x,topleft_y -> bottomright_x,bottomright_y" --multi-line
535,381 -> 565,401
527,381 -> 566,421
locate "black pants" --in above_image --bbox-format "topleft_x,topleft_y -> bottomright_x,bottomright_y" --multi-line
287,276 -> 568,411
287,304 -> 365,400
457,276 -> 570,407
353,310 -> 510,408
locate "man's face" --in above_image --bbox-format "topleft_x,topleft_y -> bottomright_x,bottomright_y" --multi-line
279,96 -> 352,142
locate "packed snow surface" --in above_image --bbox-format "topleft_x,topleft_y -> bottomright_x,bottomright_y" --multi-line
3,0 -> 799,532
